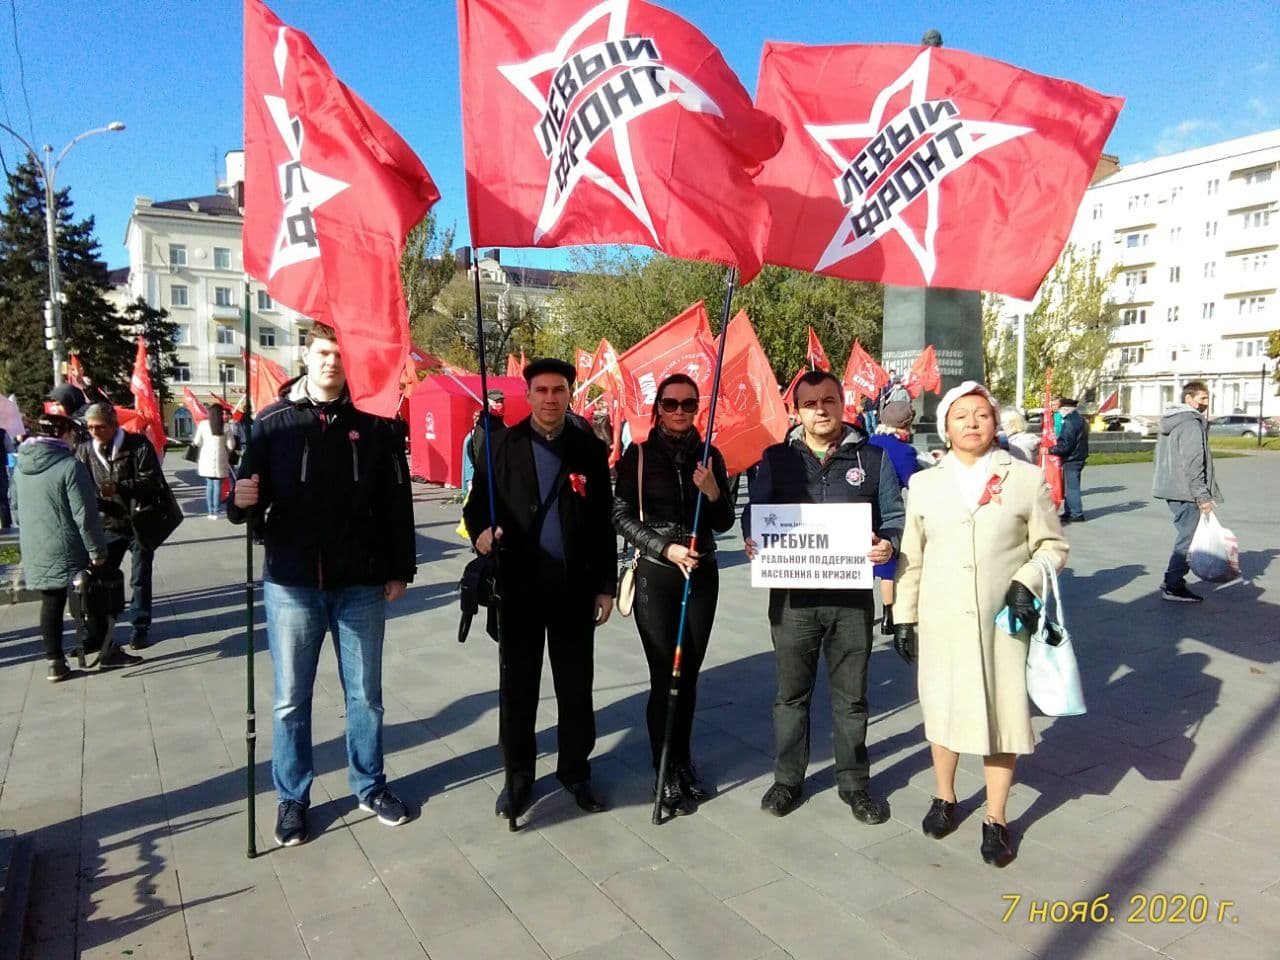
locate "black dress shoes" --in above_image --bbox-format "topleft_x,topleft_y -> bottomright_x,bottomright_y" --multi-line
494,785 -> 533,820
654,777 -> 695,816
843,789 -> 889,825
566,780 -> 606,813
922,797 -> 959,838
674,762 -> 712,803
760,782 -> 802,817
980,819 -> 1014,867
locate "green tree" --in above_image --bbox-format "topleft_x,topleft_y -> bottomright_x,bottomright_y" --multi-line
400,212 -> 456,349
426,270 -> 549,373
0,159 -> 131,414
122,297 -> 179,409
982,245 -> 1119,409
1268,330 -> 1280,389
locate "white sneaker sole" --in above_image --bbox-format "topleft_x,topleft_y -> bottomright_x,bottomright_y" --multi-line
359,800 -> 408,826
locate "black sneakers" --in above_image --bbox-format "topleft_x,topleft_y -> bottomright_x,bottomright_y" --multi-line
359,788 -> 410,826
760,782 -> 802,817
275,800 -> 308,846
1161,584 -> 1203,603
47,659 -> 70,683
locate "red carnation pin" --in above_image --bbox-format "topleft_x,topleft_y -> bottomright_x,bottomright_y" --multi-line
348,429 -> 360,442
569,473 -> 588,497
977,474 -> 1003,507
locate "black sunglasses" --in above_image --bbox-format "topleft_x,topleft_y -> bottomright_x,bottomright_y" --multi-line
659,397 -> 700,413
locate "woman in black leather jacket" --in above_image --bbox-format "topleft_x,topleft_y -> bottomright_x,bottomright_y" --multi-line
613,374 -> 734,815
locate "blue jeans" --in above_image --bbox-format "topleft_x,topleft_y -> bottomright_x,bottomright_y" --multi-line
1061,461 -> 1084,519
1163,501 -> 1200,590
204,477 -> 221,515
264,581 -> 387,805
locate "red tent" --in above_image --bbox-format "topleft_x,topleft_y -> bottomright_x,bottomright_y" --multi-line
406,375 -> 529,487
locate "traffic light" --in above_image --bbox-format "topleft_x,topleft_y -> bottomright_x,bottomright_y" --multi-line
44,300 -> 55,351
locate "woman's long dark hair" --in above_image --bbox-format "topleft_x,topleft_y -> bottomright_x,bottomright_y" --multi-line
650,373 -> 700,426
208,404 -> 225,436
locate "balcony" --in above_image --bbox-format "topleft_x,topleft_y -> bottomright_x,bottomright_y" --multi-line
211,300 -> 240,320
213,340 -> 240,357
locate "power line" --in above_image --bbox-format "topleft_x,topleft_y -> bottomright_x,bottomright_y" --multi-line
8,0 -> 34,144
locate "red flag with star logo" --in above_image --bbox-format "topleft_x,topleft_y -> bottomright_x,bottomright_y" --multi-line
458,0 -> 783,281
711,311 -> 788,473
806,326 -> 831,371
755,42 -> 1122,299
242,0 -> 440,417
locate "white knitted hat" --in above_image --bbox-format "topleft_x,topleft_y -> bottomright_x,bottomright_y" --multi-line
936,380 -> 1000,442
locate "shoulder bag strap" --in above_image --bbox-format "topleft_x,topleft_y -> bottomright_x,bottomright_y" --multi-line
633,443 -> 644,561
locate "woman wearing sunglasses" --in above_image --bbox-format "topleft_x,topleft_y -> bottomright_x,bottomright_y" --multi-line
613,374 -> 735,816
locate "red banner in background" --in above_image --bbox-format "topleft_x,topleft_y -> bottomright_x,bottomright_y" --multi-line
614,303 -> 717,445
183,387 -> 208,423
129,338 -> 167,461
782,366 -> 806,412
841,339 -> 889,420
710,311 -> 789,474
806,326 -> 831,371
901,345 -> 941,399
1040,369 -> 1064,507
246,352 -> 292,413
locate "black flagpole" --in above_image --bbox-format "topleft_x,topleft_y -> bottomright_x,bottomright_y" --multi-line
651,266 -> 737,825
242,274 -> 257,858
470,249 -> 517,832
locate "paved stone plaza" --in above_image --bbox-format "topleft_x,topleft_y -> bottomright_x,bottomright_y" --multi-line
1,453 -> 1277,960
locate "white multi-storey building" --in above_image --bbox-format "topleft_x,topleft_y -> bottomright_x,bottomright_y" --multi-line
122,152 -> 308,439
1057,129 -> 1278,417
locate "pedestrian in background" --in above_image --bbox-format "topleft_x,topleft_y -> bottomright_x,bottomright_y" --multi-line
191,404 -> 233,518
868,400 -> 919,635
0,424 -> 14,530
893,381 -> 1068,867
1152,380 -> 1220,603
613,374 -> 734,816
9,414 -> 109,681
1000,409 -> 1040,465
1049,397 -> 1089,523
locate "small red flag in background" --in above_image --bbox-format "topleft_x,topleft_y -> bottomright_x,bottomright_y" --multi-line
710,311 -> 788,474
129,338 -> 167,460
458,0 -> 783,281
183,387 -> 209,423
806,326 -> 831,372
755,42 -> 1122,298
246,352 -> 292,413
782,366 -> 806,412
67,355 -> 87,391
614,303 -> 717,445
1097,389 -> 1119,414
841,339 -> 890,418
243,0 -> 439,417
901,345 -> 941,399
1040,369 -> 1064,508
505,354 -> 521,378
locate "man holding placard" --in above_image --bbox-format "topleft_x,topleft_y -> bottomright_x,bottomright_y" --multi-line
744,370 -> 905,825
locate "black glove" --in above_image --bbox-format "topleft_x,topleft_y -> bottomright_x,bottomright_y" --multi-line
893,623 -> 918,664
1005,581 -> 1040,635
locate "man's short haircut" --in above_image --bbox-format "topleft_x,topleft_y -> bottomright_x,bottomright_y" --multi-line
309,321 -> 339,343
522,357 -> 575,386
1181,380 -> 1208,400
794,369 -> 843,403
84,402 -> 117,424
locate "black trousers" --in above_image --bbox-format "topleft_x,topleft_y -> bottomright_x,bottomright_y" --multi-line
39,589 -> 68,662
634,557 -> 718,770
768,591 -> 875,795
499,565 -> 597,792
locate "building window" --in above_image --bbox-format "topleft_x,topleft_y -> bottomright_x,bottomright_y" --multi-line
1169,266 -> 1181,283
1199,344 -> 1213,361
170,284 -> 189,307
173,362 -> 192,383
1243,209 -> 1273,229
173,323 -> 190,345
259,327 -> 277,348
172,408 -> 194,441
216,325 -> 236,345
1207,178 -> 1219,195
1236,339 -> 1267,358
1167,306 -> 1180,322
1170,185 -> 1183,203
1123,269 -> 1148,287
168,243 -> 187,267
1244,168 -> 1273,185
256,290 -> 273,311
214,286 -> 234,307
214,247 -> 231,270
1121,308 -> 1147,326
1119,346 -> 1145,364
1241,252 -> 1270,273
1090,241 -> 1102,257
1204,220 -> 1218,237
1169,226 -> 1182,243
218,362 -> 237,385
1237,295 -> 1267,315
1091,203 -> 1102,220
1202,302 -> 1216,319
1203,261 -> 1216,279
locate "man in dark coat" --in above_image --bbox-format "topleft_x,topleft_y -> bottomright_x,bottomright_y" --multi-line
1048,396 -> 1089,523
230,322 -> 417,847
744,370 -> 905,826
464,357 -> 617,822
467,389 -> 507,469
76,403 -> 165,657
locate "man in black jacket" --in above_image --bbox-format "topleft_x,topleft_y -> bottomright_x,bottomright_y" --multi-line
230,322 -> 416,847
464,357 -> 616,822
77,403 -> 164,660
744,371 -> 904,825
1049,396 -> 1089,523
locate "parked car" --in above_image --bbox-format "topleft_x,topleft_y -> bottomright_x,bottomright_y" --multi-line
1092,412 -> 1158,437
1207,414 -> 1279,438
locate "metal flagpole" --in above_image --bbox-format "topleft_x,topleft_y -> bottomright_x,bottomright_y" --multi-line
651,266 -> 737,825
471,249 -> 517,832
242,275 -> 257,858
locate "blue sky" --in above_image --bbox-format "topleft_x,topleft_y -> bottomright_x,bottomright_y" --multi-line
2,0 -> 1275,271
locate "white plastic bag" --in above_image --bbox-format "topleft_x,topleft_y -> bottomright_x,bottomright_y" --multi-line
1025,556 -> 1086,717
1188,512 -> 1239,583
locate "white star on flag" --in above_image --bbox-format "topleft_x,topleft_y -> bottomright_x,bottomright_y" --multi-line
497,0 -> 722,244
805,49 -> 1031,282
265,26 -> 349,280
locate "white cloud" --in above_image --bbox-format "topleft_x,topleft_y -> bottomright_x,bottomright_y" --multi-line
1247,97 -> 1271,119
1153,119 -> 1222,156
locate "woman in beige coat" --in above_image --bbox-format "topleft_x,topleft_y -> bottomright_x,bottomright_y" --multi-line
893,382 -> 1067,867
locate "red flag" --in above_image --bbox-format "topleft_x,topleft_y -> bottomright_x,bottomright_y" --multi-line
408,342 -> 443,369
575,348 -> 593,382
183,387 -> 209,422
207,394 -> 234,412
129,338 -> 167,460
67,354 -> 87,390
841,339 -> 890,418
711,311 -> 788,473
1097,389 -> 1119,414
458,0 -> 783,281
505,354 -> 521,378
243,0 -> 440,416
782,366 -> 806,412
246,352 -> 292,413
806,327 -> 831,371
1040,370 -> 1064,507
755,42 -> 1123,298
901,345 -> 942,399
615,303 -> 717,444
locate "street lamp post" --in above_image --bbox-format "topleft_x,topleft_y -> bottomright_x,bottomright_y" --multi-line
0,121 -> 125,386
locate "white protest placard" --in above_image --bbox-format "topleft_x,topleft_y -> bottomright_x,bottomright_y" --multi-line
750,502 -> 873,589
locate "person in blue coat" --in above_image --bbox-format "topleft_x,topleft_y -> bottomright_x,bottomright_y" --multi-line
867,401 -> 921,635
